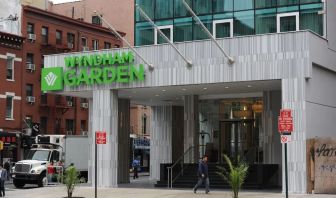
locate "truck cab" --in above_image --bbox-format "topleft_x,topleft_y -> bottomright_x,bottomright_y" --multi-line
11,143 -> 62,188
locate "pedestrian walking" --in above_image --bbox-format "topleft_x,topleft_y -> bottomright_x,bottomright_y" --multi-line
0,165 -> 7,197
3,160 -> 10,181
132,157 -> 140,179
193,155 -> 210,194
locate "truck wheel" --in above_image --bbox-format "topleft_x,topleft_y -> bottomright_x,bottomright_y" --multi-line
13,179 -> 25,188
38,172 -> 48,187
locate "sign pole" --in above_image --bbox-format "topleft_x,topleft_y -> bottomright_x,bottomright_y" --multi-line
284,138 -> 288,198
95,132 -> 97,198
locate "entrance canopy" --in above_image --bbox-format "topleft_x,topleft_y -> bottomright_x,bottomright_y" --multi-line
43,31 -> 312,98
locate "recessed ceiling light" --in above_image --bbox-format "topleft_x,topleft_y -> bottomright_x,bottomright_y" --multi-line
203,88 -> 207,90
128,96 -> 132,98
155,94 -> 160,97
162,89 -> 166,92
247,85 -> 252,88
225,86 -> 229,89
181,88 -> 187,91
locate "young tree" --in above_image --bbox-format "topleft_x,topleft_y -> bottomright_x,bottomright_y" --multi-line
217,155 -> 249,198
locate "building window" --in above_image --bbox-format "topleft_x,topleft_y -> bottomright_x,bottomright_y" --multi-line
193,15 -> 212,40
26,53 -> 34,64
277,12 -> 299,33
136,22 -> 154,46
255,8 -> 276,34
174,17 -> 192,42
255,0 -> 277,9
27,23 -> 34,34
26,84 -> 33,97
6,56 -> 14,80
104,42 -> 111,49
213,0 -> 233,13
213,19 -> 233,38
234,10 -> 255,36
174,0 -> 191,17
193,0 -> 212,15
40,117 -> 48,134
41,93 -> 47,105
234,0 -> 254,11
67,33 -> 75,49
80,120 -> 87,131
154,25 -> 173,45
114,44 -> 120,48
155,0 -> 173,19
41,26 -> 48,44
135,0 -> 154,22
56,30 -> 62,45
66,119 -> 75,134
92,15 -> 102,26
81,37 -> 87,47
92,39 -> 99,50
300,3 -> 324,36
5,96 -> 13,119
278,0 -> 299,6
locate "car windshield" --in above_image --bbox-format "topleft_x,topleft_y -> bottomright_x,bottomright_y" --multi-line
26,150 -> 51,161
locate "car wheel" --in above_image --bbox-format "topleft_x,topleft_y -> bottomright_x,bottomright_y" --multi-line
13,179 -> 25,188
38,172 -> 48,187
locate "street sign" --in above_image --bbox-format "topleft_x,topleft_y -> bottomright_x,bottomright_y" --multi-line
278,109 -> 293,133
96,131 -> 107,144
281,135 -> 292,144
278,108 -> 293,198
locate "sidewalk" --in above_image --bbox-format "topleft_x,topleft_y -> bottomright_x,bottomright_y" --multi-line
6,186 -> 336,198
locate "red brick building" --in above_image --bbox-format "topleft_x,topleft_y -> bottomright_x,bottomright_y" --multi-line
0,5 -> 124,161
0,31 -> 24,162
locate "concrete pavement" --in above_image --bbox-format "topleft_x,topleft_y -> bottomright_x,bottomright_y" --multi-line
5,186 -> 336,198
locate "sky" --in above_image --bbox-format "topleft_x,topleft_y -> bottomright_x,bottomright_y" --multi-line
50,0 -> 80,4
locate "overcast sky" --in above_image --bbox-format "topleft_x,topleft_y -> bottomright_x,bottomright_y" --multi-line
50,0 -> 80,4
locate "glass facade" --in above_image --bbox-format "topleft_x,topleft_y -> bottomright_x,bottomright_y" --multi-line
135,0 -> 324,46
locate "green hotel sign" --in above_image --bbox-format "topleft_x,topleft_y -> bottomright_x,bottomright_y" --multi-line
41,51 -> 144,91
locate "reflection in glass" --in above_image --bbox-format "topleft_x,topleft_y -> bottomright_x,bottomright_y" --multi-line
234,11 -> 255,36
214,0 -> 233,13
255,9 -> 276,34
174,17 -> 192,42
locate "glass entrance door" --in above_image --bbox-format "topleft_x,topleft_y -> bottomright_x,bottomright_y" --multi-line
219,120 -> 255,163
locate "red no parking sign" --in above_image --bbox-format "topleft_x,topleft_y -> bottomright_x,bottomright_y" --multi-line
96,131 -> 107,144
278,109 -> 293,133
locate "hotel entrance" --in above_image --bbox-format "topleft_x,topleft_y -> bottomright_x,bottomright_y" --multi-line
200,98 -> 263,164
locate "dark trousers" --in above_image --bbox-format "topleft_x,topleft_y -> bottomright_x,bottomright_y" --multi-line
0,181 -> 5,197
133,168 -> 138,179
194,177 -> 210,192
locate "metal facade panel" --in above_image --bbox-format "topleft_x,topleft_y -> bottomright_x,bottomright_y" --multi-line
44,31 -> 312,93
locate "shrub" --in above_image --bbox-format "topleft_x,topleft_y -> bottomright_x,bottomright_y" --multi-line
64,166 -> 80,198
217,155 -> 249,198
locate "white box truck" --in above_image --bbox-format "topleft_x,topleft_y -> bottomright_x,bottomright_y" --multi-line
11,135 -> 89,188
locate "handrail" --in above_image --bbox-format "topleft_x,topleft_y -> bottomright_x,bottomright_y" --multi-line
167,145 -> 206,188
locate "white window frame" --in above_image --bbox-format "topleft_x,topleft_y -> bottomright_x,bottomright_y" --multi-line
6,55 -> 15,81
277,12 -> 299,33
154,25 -> 173,45
213,19 -> 233,38
5,95 -> 14,120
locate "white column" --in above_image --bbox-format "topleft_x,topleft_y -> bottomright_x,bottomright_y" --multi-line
184,95 -> 199,163
88,89 -> 119,187
282,78 -> 307,193
150,106 -> 172,180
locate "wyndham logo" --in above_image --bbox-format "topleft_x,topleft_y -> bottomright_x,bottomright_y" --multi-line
41,67 -> 63,91
45,72 -> 58,86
